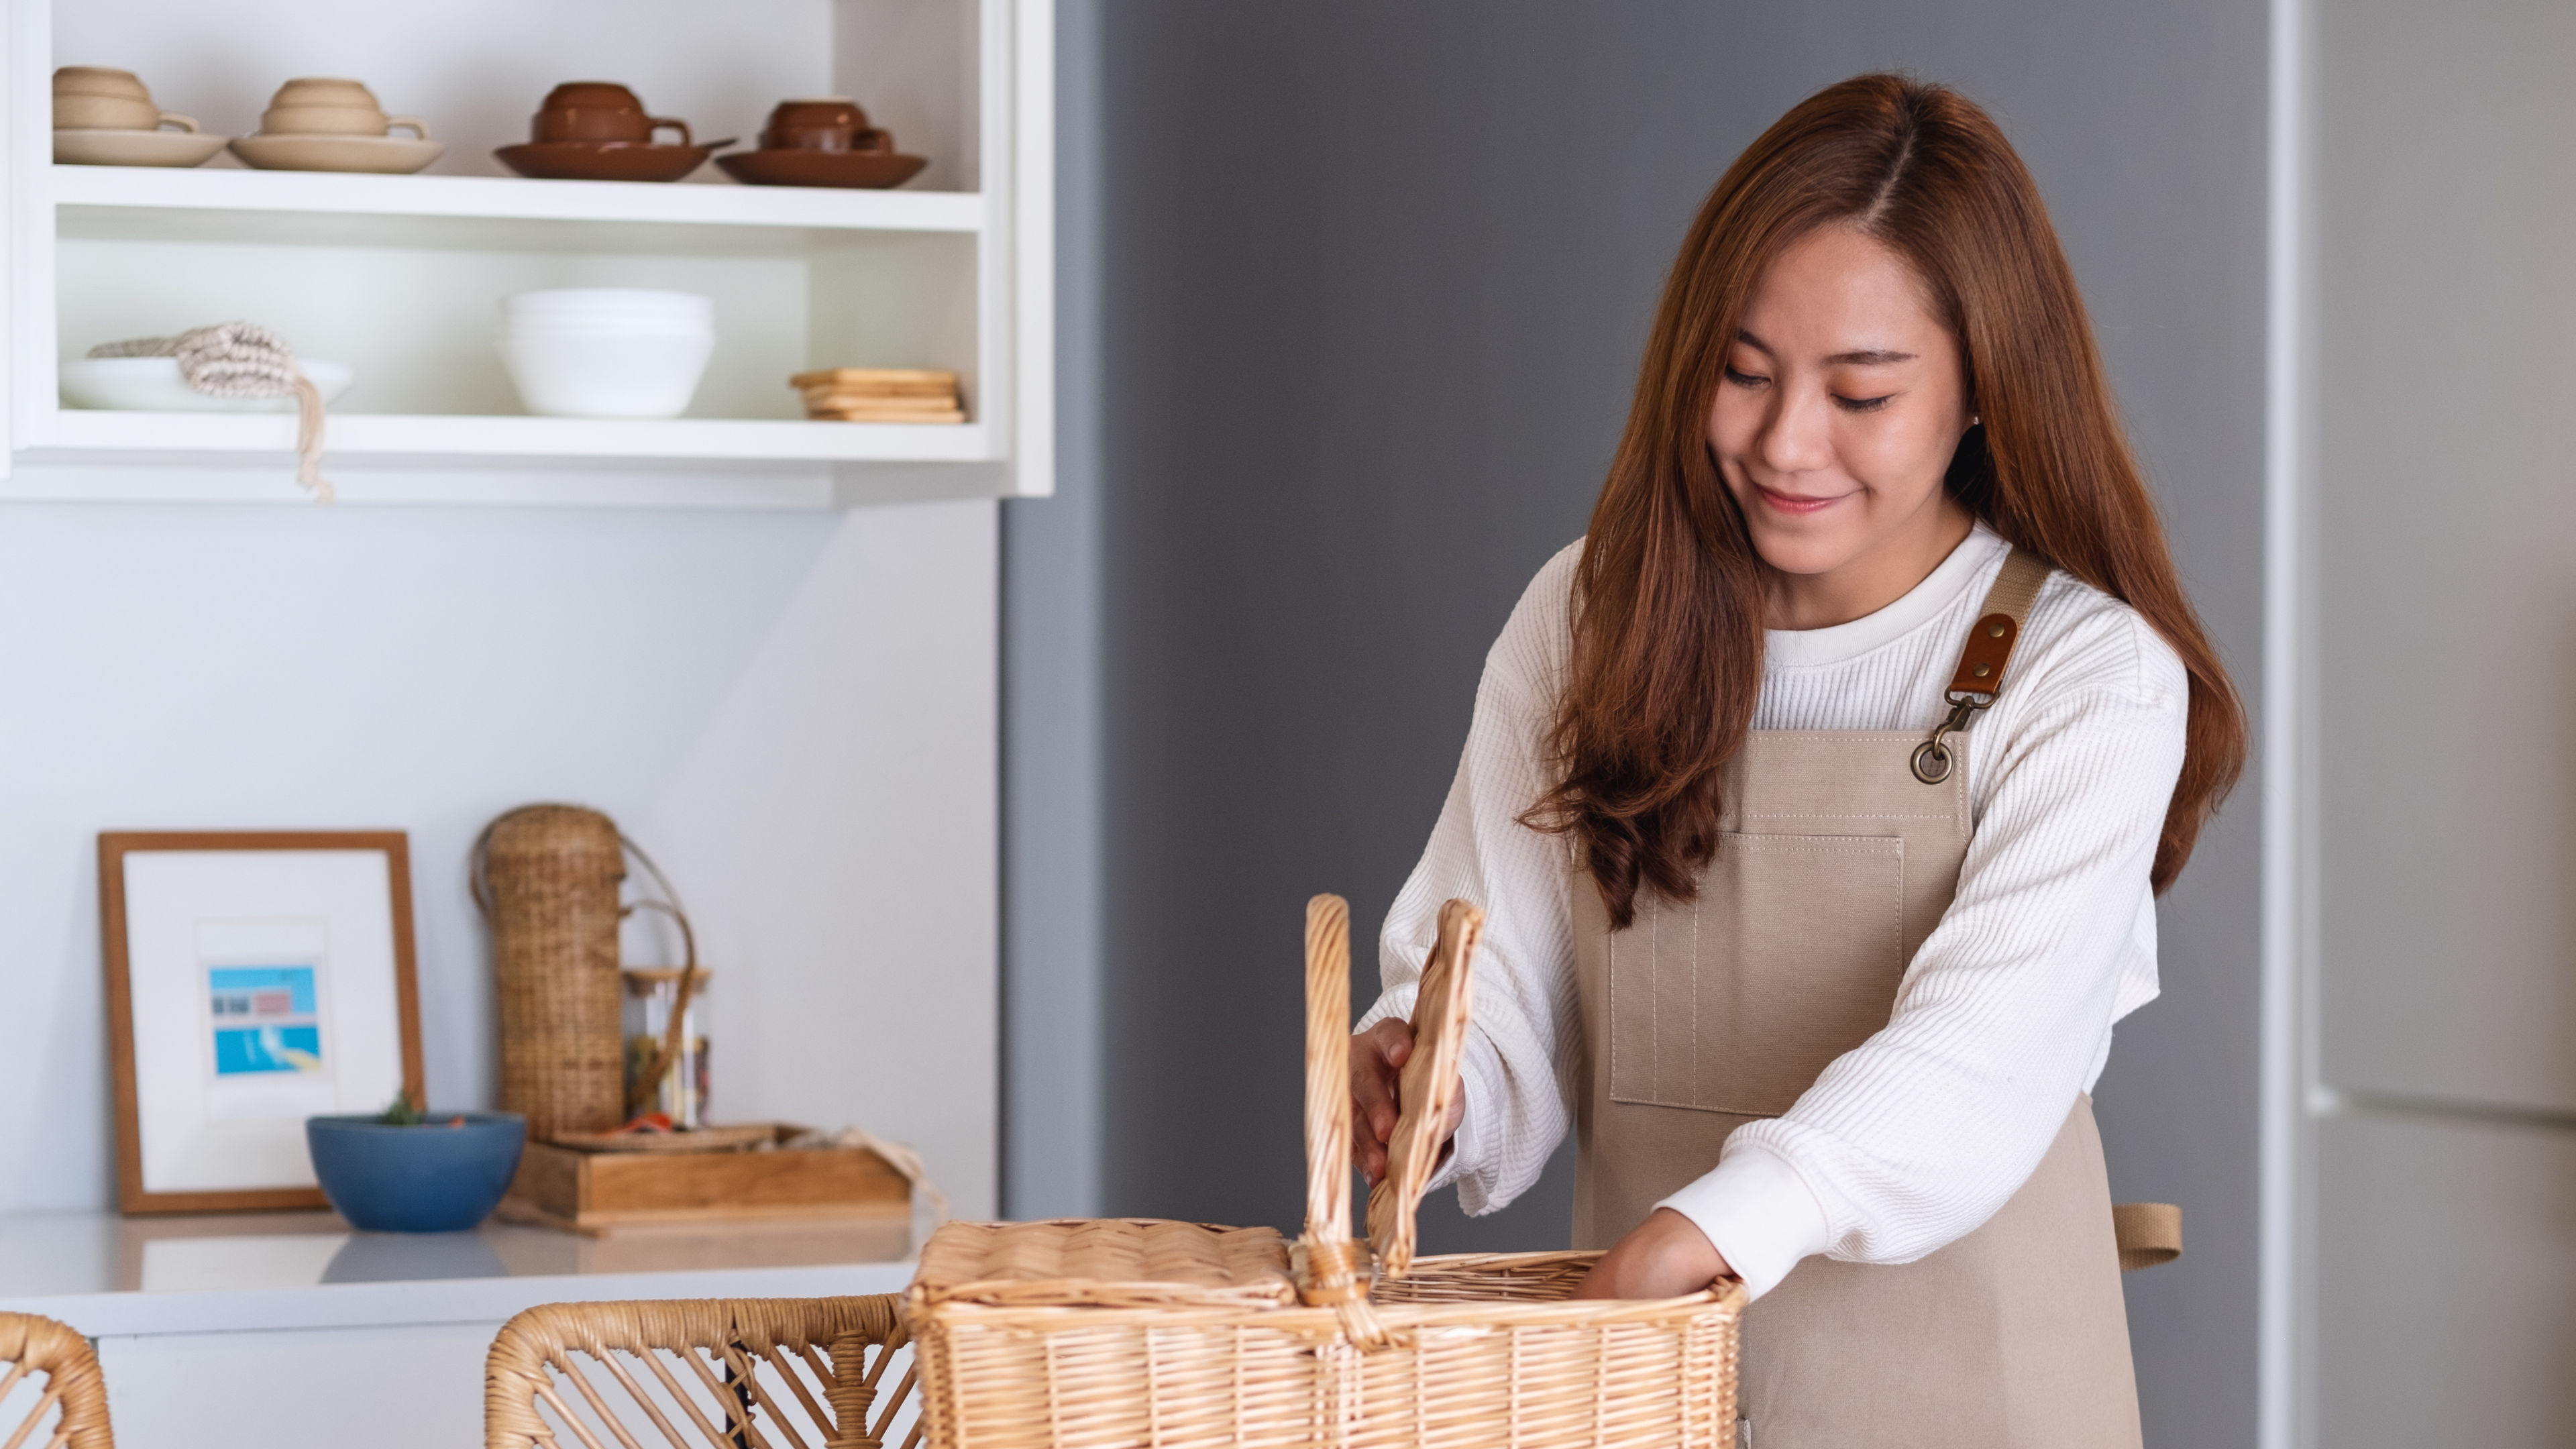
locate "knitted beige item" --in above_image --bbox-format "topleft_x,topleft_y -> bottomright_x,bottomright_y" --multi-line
89,322 -> 333,501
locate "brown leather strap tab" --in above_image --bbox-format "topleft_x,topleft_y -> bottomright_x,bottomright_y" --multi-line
2112,1201 -> 2182,1271
1949,614 -> 2019,694
1944,547 -> 2051,698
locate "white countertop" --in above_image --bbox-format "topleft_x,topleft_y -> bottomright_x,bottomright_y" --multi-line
0,1209 -> 916,1337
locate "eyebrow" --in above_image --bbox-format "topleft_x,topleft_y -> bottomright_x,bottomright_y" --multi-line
1735,329 -> 1918,366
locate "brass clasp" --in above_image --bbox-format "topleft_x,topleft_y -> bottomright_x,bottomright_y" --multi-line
1910,691 -> 1992,785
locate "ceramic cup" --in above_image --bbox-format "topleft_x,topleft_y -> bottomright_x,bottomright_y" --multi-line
757,97 -> 890,154
258,77 -> 429,138
54,65 -> 150,100
53,66 -> 196,132
532,81 -> 692,146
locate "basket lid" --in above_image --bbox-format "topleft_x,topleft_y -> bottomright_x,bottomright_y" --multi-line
1364,898 -> 1481,1279
907,1218 -> 1297,1308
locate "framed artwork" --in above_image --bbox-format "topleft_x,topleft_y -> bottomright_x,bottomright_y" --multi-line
100,832 -> 423,1214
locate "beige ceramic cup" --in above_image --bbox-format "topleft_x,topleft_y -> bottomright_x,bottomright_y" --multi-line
53,66 -> 196,132
258,77 -> 429,138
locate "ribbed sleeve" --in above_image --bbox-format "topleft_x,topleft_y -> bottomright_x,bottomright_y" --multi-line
1364,524 -> 2189,1295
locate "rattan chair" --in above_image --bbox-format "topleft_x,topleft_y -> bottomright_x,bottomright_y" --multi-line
485,1297 -> 918,1449
0,1311 -> 113,1449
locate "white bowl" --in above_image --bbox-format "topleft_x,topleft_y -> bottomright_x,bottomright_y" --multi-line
499,289 -> 716,418
504,300 -> 711,323
500,330 -> 714,419
60,356 -> 355,411
503,288 -> 713,329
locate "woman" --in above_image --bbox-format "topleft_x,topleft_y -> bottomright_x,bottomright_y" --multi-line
1350,75 -> 2243,1448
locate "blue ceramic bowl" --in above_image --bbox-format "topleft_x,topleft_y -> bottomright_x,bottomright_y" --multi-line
305,1112 -> 527,1233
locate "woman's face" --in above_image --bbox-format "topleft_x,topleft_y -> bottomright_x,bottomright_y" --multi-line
1707,225 -> 1976,613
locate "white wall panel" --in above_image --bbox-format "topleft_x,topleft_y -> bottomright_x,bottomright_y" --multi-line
2313,0 -> 2576,1112
2316,1112 -> 2576,1447
0,500 -> 998,1216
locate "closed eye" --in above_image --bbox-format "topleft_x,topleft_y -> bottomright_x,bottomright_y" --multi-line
1835,393 -> 1894,413
1723,366 -> 1769,388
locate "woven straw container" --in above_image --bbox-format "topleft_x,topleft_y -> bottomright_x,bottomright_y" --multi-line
476,804 -> 629,1140
905,895 -> 1744,1449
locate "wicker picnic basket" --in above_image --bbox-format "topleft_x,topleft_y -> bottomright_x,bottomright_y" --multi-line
904,895 -> 1744,1449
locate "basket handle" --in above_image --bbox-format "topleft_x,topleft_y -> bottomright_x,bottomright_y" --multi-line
1364,899 -> 1480,1278
1295,895 -> 1370,1305
616,837 -> 700,1114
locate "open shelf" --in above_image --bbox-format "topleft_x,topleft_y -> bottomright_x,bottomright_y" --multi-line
6,0 -> 1053,504
50,164 -> 989,252
30,409 -> 994,462
3,408 -> 1000,509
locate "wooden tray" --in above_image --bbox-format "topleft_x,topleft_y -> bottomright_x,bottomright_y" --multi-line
548,1122 -> 780,1155
499,1123 -> 909,1236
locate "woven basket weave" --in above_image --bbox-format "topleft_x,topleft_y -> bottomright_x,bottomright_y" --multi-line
475,805 -> 629,1140
904,895 -> 1743,1449
475,804 -> 706,1139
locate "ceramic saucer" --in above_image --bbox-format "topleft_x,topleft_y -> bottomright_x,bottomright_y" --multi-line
716,149 -> 928,189
495,141 -> 725,183
230,133 -> 445,174
54,128 -> 229,167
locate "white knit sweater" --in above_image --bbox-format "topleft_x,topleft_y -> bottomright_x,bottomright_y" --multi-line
1358,523 -> 2189,1299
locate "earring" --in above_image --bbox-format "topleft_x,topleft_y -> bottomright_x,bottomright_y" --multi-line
1970,415 -> 1982,427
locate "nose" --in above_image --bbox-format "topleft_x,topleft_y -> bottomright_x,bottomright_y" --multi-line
1755,382 -> 1836,477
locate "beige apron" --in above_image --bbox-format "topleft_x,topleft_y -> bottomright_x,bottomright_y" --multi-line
1569,550 -> 2143,1448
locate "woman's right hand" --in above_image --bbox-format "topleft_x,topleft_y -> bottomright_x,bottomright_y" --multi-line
1351,1018 -> 1464,1183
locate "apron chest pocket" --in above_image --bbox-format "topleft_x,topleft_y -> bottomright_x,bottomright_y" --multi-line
1607,832 -> 1907,1118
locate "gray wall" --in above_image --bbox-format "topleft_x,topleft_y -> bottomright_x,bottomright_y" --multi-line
1010,4 -> 2268,1444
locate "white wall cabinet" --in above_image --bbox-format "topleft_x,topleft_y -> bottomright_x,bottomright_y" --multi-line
97,1322 -> 498,1449
0,0 -> 1016,1226
5,0 -> 1051,507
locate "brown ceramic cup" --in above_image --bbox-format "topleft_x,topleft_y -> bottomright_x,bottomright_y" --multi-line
757,98 -> 890,153
533,81 -> 691,146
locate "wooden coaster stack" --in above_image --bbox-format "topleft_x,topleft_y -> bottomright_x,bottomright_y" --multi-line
792,368 -> 966,423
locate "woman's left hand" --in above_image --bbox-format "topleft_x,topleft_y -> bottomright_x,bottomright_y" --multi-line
1569,1208 -> 1735,1299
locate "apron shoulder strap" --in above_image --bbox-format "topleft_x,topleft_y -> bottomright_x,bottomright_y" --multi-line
1947,545 -> 2053,698
1911,544 -> 2055,785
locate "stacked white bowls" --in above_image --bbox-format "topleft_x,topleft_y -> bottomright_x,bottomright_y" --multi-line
499,288 -> 715,419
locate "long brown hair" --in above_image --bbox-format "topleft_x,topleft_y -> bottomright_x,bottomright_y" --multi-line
1534,74 -> 2246,929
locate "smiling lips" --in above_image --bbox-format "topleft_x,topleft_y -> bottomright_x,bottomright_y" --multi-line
1755,483 -> 1851,515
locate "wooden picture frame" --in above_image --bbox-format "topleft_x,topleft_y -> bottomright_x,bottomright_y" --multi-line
100,831 -> 424,1214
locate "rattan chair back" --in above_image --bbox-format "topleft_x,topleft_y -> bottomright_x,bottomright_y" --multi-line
485,1297 -> 918,1449
0,1312 -> 113,1449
